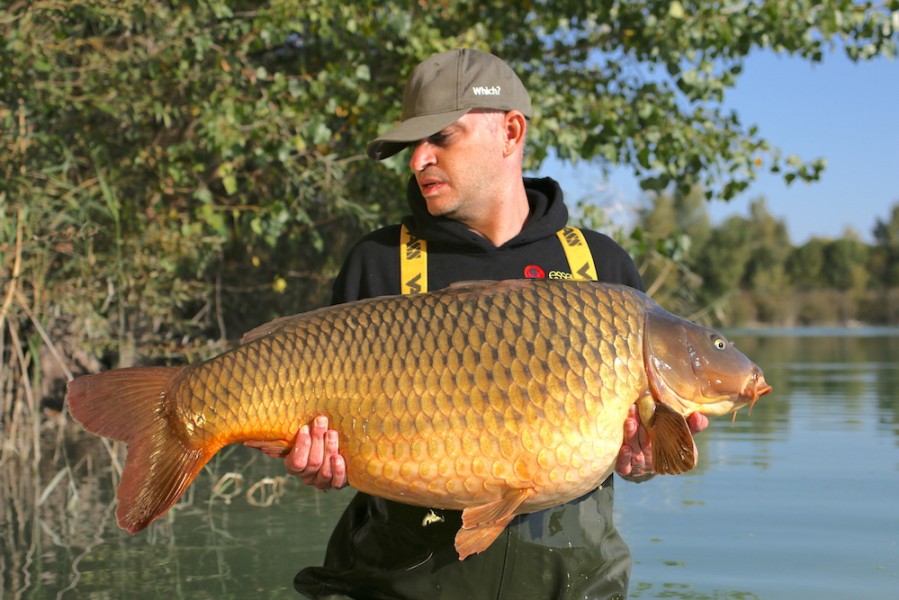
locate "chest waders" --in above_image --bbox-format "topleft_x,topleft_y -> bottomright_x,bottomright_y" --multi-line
293,227 -> 632,599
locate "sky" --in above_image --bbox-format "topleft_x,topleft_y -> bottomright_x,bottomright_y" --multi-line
540,50 -> 898,245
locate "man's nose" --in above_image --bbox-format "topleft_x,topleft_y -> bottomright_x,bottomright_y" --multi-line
409,140 -> 436,172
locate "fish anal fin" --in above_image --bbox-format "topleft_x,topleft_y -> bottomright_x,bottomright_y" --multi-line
67,366 -> 215,534
243,439 -> 292,458
455,521 -> 510,561
649,403 -> 698,475
455,488 -> 534,560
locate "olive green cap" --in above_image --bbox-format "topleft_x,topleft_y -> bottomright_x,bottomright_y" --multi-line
367,48 -> 533,160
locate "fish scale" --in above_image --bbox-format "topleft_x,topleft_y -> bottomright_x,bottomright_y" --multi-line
66,279 -> 771,559
171,281 -> 642,508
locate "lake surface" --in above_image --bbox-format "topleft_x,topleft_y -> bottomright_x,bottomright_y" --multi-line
2,330 -> 898,599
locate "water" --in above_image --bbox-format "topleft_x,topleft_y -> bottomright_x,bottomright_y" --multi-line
619,330 -> 899,599
2,330 -> 898,599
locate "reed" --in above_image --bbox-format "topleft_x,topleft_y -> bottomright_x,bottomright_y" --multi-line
1,209 -> 36,465
0,200 -> 301,596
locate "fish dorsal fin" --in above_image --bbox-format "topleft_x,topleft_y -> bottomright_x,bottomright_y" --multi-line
649,403 -> 698,475
446,279 -> 533,292
242,313 -> 303,344
455,488 -> 534,560
447,279 -> 496,289
240,305 -> 337,344
440,280 -> 536,306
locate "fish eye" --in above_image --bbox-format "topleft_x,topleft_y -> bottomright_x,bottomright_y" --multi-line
713,337 -> 727,350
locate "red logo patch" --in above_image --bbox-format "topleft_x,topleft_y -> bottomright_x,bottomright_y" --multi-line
523,265 -> 546,279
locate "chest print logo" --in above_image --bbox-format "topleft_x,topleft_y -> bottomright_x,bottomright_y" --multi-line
523,264 -> 546,279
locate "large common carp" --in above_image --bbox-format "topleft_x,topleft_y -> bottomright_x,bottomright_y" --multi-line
67,279 -> 771,559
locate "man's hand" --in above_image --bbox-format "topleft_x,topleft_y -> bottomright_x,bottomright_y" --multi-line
616,405 -> 709,481
285,415 -> 348,490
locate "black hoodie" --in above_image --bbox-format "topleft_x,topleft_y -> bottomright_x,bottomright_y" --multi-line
294,176 -> 639,600
331,176 -> 644,303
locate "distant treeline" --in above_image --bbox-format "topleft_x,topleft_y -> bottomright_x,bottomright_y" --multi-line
610,189 -> 899,327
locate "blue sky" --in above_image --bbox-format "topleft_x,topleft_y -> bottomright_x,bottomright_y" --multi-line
541,50 -> 898,245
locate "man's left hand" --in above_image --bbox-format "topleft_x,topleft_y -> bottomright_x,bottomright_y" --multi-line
616,405 -> 709,481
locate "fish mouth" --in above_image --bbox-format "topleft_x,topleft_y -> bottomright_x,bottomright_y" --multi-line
740,370 -> 773,412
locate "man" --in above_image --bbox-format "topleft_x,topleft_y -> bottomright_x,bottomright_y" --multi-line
281,48 -> 708,599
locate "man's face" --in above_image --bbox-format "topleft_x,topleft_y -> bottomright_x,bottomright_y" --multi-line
407,111 -> 507,223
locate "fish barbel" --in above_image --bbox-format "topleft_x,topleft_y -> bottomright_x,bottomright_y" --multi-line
66,279 -> 771,559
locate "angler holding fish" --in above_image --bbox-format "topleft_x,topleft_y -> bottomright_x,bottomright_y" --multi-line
67,49 -> 771,600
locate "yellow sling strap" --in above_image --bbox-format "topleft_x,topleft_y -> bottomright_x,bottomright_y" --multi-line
556,226 -> 598,281
400,224 -> 597,294
400,224 -> 427,294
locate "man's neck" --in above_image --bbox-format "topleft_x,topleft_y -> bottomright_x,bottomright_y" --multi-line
465,182 -> 530,247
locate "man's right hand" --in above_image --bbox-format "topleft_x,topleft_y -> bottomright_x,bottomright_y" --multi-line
286,415 -> 348,490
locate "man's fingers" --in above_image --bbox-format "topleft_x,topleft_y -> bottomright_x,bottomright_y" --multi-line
285,416 -> 329,474
618,405 -> 654,478
623,414 -> 639,440
616,444 -> 634,475
285,425 -> 312,473
304,415 -> 329,471
687,412 -> 710,433
284,416 -> 348,491
324,429 -> 339,456
330,454 -> 348,489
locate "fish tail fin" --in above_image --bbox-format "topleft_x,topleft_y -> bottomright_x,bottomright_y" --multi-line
66,366 -> 212,534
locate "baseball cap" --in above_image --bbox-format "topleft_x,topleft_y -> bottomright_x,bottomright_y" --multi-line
366,48 -> 533,160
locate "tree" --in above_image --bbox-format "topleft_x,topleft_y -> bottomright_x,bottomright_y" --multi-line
634,186 -> 709,310
517,0 -> 898,199
823,234 -> 870,292
742,198 -> 792,292
872,202 -> 899,287
787,238 -> 828,289
639,185 -> 712,247
691,215 -> 753,306
1,0 -> 897,416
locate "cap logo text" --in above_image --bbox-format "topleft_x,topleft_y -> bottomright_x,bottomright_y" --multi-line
472,85 -> 501,96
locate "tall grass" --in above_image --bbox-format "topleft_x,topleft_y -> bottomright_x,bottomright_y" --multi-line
0,177 -> 325,595
1,208 -> 40,465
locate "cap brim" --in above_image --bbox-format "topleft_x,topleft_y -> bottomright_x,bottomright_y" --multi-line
366,108 -> 471,160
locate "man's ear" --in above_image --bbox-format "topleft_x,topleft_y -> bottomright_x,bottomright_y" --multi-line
502,110 -> 527,157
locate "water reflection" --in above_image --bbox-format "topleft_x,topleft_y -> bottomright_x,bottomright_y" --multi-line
1,439 -> 351,599
620,329 -> 899,600
2,330 -> 898,599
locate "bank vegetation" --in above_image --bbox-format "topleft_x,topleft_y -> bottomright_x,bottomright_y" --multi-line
2,1 -> 897,469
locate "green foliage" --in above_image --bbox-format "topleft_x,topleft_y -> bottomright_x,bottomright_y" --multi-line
822,235 -> 870,292
787,239 -> 828,289
872,203 -> 899,286
693,215 -> 754,299
1,0 -> 898,424
741,198 -> 791,293
634,191 -> 898,326
522,0 -> 896,199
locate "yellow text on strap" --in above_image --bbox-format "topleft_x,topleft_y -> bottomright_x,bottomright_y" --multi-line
400,224 -> 427,294
556,226 -> 597,281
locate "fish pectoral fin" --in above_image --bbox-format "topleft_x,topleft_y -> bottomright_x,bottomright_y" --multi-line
243,439 -> 292,458
455,488 -> 534,560
649,404 -> 698,475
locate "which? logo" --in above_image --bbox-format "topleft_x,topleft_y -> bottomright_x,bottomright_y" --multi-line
472,85 -> 501,96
